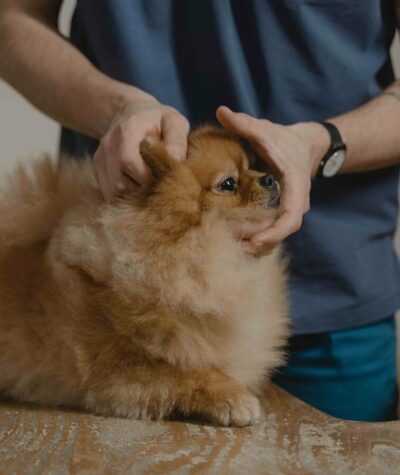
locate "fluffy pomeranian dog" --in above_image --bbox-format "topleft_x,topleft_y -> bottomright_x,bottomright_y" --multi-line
0,126 -> 288,426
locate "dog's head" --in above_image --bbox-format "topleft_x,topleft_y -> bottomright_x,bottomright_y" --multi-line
137,126 -> 280,237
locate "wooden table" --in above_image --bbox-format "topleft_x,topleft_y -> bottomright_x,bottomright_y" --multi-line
1,384 -> 399,474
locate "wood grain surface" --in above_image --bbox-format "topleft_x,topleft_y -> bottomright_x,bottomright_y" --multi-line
1,384 -> 399,475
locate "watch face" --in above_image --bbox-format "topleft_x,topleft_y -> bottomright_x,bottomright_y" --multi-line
322,150 -> 346,178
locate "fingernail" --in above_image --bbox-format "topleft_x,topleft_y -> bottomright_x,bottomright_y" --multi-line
166,147 -> 182,161
169,155 -> 182,162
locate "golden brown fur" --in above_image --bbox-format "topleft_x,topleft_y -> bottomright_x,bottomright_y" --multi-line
0,126 -> 289,426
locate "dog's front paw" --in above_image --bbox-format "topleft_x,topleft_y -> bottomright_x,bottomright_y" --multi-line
192,386 -> 262,427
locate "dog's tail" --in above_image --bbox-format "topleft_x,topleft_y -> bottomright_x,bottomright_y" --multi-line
0,155 -> 98,252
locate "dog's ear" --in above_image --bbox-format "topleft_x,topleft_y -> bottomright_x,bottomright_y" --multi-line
140,135 -> 175,180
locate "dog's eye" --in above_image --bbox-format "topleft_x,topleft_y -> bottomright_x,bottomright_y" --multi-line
218,177 -> 237,193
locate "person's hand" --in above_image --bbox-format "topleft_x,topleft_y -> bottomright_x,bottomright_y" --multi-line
94,98 -> 190,203
216,106 -> 329,255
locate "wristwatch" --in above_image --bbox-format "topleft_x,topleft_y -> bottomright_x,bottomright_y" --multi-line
317,122 -> 347,178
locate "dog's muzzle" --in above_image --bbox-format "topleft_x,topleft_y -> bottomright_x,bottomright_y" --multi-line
258,174 -> 280,208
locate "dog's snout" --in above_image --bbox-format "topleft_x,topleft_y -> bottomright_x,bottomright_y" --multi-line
258,174 -> 281,208
259,174 -> 277,190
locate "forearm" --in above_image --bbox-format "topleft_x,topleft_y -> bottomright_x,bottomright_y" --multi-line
292,80 -> 400,176
330,80 -> 400,173
0,3 -> 154,139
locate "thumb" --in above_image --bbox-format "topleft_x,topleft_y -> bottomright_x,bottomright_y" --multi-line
216,106 -> 257,140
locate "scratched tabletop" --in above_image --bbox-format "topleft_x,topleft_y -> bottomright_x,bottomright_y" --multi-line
0,384 -> 399,475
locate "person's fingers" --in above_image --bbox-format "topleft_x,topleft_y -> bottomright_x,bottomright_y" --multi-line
161,112 -> 190,160
102,138 -> 141,196
304,194 -> 311,213
216,105 -> 269,142
94,131 -> 153,201
235,172 -> 309,250
250,174 -> 308,252
236,166 -> 309,246
251,210 -> 301,251
93,152 -> 113,203
95,103 -> 190,201
233,215 -> 276,240
118,133 -> 154,186
106,156 -> 140,197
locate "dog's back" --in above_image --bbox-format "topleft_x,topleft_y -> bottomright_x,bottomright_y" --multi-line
0,157 -> 99,404
0,156 -> 99,251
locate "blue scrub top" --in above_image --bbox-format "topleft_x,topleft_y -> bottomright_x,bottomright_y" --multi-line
61,0 -> 400,335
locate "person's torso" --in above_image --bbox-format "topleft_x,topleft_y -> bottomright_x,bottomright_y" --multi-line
62,0 -> 400,334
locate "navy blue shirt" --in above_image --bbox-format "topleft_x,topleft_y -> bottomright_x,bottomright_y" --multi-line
62,0 -> 400,334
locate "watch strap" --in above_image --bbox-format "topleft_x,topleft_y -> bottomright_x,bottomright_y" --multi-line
317,121 -> 346,177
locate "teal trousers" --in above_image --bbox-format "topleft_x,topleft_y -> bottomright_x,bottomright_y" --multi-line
273,316 -> 399,421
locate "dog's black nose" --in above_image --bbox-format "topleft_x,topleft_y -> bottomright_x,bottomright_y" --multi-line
259,174 -> 277,189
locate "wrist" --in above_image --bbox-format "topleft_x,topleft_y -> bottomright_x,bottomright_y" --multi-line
106,83 -> 159,134
289,121 -> 331,177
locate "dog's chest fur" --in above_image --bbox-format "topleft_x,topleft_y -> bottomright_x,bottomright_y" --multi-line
71,207 -> 290,392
